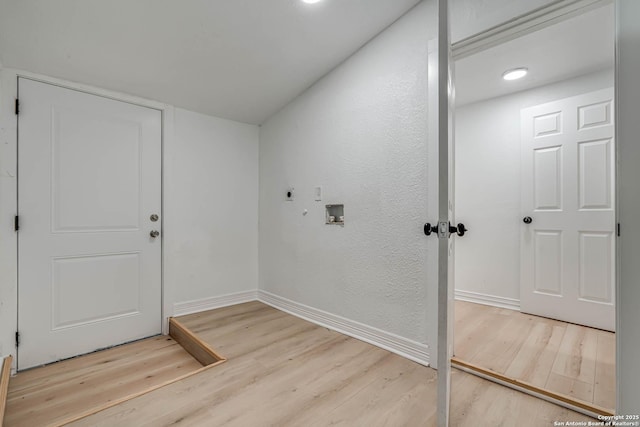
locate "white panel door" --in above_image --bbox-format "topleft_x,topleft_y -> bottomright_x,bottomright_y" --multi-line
18,78 -> 162,369
521,88 -> 615,331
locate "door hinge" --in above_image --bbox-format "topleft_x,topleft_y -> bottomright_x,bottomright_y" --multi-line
15,98 -> 19,115
617,223 -> 621,237
14,215 -> 19,232
15,331 -> 20,348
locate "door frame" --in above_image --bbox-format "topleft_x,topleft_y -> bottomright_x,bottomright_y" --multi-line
435,0 -> 454,425
448,0 -> 621,417
0,68 -> 174,372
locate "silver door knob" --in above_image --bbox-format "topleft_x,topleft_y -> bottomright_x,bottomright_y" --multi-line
150,230 -> 160,238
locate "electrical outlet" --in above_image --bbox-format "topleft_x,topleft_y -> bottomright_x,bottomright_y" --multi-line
314,186 -> 322,201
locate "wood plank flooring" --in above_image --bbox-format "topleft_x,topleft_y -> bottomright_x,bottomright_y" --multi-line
67,301 -> 593,426
454,300 -> 615,411
5,335 -> 203,426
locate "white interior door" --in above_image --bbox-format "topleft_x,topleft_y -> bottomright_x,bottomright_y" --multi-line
18,78 -> 162,369
520,88 -> 615,331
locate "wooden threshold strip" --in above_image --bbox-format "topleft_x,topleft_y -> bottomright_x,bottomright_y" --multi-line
451,357 -> 614,418
0,355 -> 12,426
61,358 -> 227,426
55,324 -> 227,427
169,317 -> 227,366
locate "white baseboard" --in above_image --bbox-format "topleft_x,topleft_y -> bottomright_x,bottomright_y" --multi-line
257,290 -> 430,367
172,289 -> 431,367
173,290 -> 259,317
455,289 -> 520,311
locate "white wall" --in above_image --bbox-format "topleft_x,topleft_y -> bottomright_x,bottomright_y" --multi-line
166,109 -> 259,306
455,69 -> 614,304
616,0 -> 640,413
0,70 -> 260,365
258,1 -> 437,360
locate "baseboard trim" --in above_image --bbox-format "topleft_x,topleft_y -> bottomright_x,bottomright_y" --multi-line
257,290 -> 430,367
172,289 -> 430,366
455,289 -> 520,311
173,290 -> 259,317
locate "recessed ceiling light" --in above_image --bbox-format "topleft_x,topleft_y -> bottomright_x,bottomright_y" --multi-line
301,0 -> 323,4
502,68 -> 528,81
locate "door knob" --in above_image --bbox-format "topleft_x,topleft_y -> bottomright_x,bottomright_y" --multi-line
448,223 -> 467,237
454,223 -> 467,237
523,216 -> 533,224
150,230 -> 160,238
424,223 -> 438,236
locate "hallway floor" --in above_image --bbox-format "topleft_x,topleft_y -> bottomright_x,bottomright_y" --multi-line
454,300 -> 615,412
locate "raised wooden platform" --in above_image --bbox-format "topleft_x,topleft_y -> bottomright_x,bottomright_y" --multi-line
4,326 -> 225,427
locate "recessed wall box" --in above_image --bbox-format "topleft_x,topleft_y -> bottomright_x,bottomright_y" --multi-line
325,204 -> 344,225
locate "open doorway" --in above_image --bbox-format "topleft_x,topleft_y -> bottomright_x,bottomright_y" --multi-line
451,2 -> 615,416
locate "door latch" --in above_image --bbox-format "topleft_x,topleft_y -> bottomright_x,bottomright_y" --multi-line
438,221 -> 449,238
424,222 -> 467,238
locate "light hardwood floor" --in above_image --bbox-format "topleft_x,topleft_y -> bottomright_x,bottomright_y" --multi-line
67,301 -> 592,426
454,300 -> 615,411
5,336 -> 203,426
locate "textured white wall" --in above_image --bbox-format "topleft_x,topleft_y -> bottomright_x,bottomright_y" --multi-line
165,108 -> 259,305
259,1 -> 437,348
455,69 -> 614,302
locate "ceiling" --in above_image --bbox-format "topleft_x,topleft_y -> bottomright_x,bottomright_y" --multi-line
0,0 -> 420,124
455,4 -> 615,107
0,1 -> 615,123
